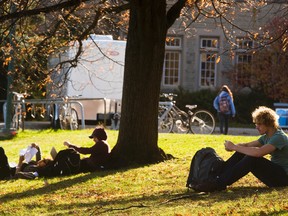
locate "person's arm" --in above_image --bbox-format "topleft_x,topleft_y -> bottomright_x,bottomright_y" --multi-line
224,140 -> 276,157
229,97 -> 236,117
237,140 -> 261,147
64,141 -> 77,149
31,143 -> 41,162
213,96 -> 219,111
64,141 -> 95,155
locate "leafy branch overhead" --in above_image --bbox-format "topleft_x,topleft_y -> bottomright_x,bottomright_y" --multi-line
0,0 -> 287,95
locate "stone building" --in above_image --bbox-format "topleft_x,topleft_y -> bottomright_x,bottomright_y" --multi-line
161,1 -> 287,93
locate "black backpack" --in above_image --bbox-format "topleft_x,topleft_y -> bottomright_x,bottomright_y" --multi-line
186,147 -> 224,189
40,148 -> 81,177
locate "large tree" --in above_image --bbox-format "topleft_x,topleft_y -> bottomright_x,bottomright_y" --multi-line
109,0 -> 186,165
1,0 -> 287,166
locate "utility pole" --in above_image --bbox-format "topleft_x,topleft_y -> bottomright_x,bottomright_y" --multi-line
4,3 -> 16,135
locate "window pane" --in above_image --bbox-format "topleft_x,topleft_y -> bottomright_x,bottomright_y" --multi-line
201,38 -> 218,48
235,53 -> 252,86
200,53 -> 217,86
166,37 -> 181,47
163,51 -> 180,86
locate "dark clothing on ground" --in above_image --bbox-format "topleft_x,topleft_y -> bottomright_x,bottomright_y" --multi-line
0,147 -> 12,180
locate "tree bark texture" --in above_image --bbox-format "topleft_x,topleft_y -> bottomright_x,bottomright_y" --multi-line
110,0 -> 168,165
108,0 -> 187,167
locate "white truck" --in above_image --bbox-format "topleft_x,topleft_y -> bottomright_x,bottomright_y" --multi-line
48,35 -> 126,126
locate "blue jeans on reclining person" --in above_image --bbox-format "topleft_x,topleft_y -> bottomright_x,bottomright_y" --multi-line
217,152 -> 288,188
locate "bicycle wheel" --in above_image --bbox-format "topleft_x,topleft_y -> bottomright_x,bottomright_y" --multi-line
172,110 -> 190,134
70,108 -> 79,130
12,114 -> 21,130
158,108 -> 174,133
189,110 -> 215,134
59,106 -> 70,130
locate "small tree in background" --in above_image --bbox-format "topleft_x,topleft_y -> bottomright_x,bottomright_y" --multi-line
228,16 -> 288,101
251,17 -> 288,101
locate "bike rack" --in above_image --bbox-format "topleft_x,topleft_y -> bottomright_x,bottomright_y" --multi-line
1,98 -> 86,130
68,100 -> 85,129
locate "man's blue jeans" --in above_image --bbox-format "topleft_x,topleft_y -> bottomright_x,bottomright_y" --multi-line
218,152 -> 288,187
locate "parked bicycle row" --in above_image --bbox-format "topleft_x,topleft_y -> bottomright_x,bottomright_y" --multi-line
2,92 -> 84,131
2,92 -> 216,135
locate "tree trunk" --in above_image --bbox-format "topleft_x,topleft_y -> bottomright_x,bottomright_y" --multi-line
109,0 -> 168,165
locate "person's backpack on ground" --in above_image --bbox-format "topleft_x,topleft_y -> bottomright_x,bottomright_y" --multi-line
219,96 -> 230,113
39,148 -> 81,177
186,147 -> 224,190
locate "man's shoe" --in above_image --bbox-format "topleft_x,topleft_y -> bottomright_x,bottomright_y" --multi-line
14,172 -> 36,180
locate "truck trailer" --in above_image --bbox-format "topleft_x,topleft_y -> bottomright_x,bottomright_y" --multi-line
48,35 -> 126,126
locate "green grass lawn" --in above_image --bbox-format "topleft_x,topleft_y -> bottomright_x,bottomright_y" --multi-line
1,129 -> 288,216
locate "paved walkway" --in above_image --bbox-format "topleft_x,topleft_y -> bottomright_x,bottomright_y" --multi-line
0,121 -> 260,136
214,127 -> 259,136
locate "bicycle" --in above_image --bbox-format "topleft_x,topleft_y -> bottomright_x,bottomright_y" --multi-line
158,93 -> 215,134
11,92 -> 28,130
58,96 -> 80,130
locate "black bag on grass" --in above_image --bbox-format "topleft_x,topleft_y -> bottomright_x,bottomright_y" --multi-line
186,147 -> 224,189
52,148 -> 81,176
39,148 -> 81,177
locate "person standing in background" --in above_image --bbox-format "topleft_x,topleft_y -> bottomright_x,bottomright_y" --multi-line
213,85 -> 236,135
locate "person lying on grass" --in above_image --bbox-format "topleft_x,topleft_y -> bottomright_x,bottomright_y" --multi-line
194,106 -> 288,192
0,143 -> 53,180
64,126 -> 111,172
16,143 -> 53,174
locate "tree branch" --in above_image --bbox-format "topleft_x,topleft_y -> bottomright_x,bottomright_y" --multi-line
166,0 -> 187,29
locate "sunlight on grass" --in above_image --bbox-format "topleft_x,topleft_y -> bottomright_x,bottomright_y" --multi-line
1,129 -> 287,215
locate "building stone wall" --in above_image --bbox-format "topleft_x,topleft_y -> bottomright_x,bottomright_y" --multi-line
163,2 -> 287,93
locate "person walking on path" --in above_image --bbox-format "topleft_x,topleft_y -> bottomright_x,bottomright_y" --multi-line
194,106 -> 288,192
213,85 -> 236,135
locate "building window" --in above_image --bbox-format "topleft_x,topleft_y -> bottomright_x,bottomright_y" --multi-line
199,37 -> 219,87
166,37 -> 181,48
236,37 -> 253,50
235,37 -> 254,86
200,53 -> 217,86
163,37 -> 182,86
200,38 -> 219,50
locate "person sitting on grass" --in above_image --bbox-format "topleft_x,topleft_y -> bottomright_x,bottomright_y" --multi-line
194,106 -> 288,192
64,126 -> 111,172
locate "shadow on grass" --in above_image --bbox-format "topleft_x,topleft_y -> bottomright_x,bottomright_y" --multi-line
83,186 -> 280,215
0,168 -> 285,215
0,168 -> 127,203
84,186 -> 277,215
